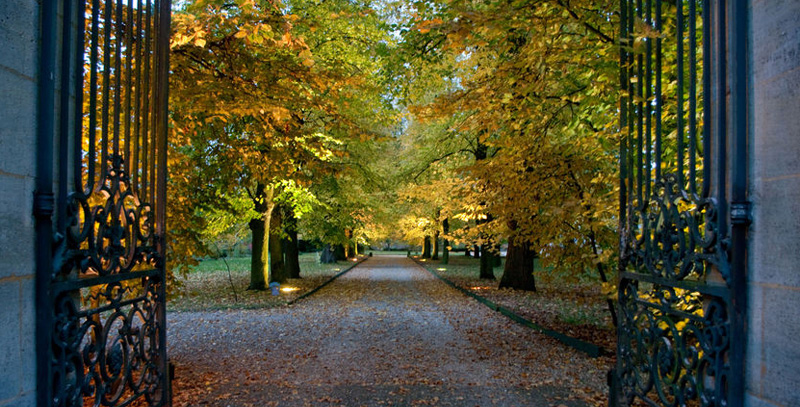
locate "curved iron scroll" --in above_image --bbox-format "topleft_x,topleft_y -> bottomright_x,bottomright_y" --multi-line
52,156 -> 166,407
617,175 -> 732,406
41,0 -> 171,405
616,1 -> 744,406
62,154 -> 160,279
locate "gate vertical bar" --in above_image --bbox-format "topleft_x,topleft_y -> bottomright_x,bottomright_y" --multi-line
714,0 -> 727,236
35,0 -> 58,403
729,1 -> 750,406
156,0 -> 172,400
58,0 -> 74,234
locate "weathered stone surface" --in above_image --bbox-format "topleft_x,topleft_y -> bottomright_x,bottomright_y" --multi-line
751,64 -> 800,182
751,0 -> 800,83
746,393 -> 782,407
0,175 -> 35,281
746,284 -> 764,397
19,277 -> 36,396
759,289 -> 800,406
0,0 -> 38,78
0,67 -> 37,178
749,176 -> 800,287
747,3 -> 800,406
0,281 -> 23,402
0,0 -> 38,181
0,2 -> 39,406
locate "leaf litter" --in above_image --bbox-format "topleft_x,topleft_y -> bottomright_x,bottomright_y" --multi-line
169,255 -> 608,406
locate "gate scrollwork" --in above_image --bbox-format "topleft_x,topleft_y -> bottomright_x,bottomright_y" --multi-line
617,1 -> 744,406
41,0 -> 171,405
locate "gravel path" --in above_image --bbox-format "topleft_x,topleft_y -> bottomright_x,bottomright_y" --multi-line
168,255 -> 607,406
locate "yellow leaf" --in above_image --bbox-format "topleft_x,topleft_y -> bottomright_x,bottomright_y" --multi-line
298,49 -> 313,60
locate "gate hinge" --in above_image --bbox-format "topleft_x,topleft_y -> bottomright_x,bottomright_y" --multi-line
730,201 -> 752,226
33,190 -> 55,219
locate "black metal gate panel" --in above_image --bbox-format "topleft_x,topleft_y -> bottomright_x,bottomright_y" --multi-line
36,0 -> 171,405
617,1 -> 748,406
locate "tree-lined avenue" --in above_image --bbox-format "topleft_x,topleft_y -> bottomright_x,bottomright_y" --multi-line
168,255 -> 605,406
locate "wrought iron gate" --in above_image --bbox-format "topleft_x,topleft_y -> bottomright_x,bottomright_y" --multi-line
616,1 -> 748,406
35,0 -> 171,405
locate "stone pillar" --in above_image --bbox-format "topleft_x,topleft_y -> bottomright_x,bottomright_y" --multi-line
747,1 -> 800,406
0,0 -> 39,405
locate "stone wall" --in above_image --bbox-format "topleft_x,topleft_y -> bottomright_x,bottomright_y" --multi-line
0,0 -> 39,406
747,1 -> 800,406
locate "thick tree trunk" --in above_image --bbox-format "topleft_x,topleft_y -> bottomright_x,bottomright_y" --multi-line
269,205 -> 286,284
499,235 -> 536,291
248,217 -> 268,290
333,244 -> 347,261
248,183 -> 274,290
344,229 -> 354,258
441,218 -> 449,264
284,209 -> 301,279
422,236 -> 432,258
320,244 -> 337,264
473,244 -> 480,258
479,242 -> 494,279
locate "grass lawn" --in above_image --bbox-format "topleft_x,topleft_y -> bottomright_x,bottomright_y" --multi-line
169,252 -> 358,311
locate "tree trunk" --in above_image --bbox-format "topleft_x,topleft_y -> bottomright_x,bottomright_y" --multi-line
320,244 -> 337,264
269,204 -> 286,284
473,244 -> 480,259
248,183 -> 274,290
333,244 -> 346,261
432,230 -> 440,260
248,216 -> 268,290
499,235 -> 536,291
441,218 -> 449,264
493,244 -> 502,267
344,229 -> 354,258
473,140 -> 492,278
479,242 -> 494,279
422,236 -> 432,258
284,208 -> 301,279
